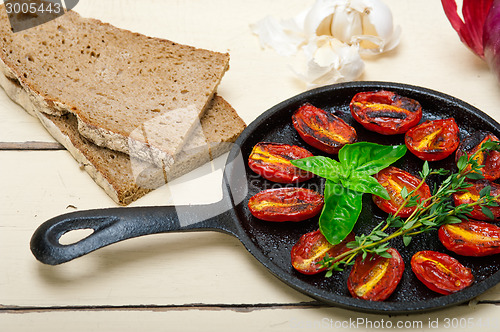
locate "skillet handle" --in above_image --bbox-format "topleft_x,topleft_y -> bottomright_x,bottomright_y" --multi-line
30,200 -> 238,265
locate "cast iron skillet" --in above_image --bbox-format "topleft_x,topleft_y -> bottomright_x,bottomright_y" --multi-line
30,81 -> 500,315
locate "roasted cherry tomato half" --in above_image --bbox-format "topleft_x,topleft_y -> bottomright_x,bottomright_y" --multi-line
405,118 -> 460,161
291,231 -> 355,275
439,220 -> 500,257
350,90 -> 422,135
411,250 -> 474,295
455,131 -> 500,181
372,166 -> 431,218
453,180 -> 500,221
248,187 -> 324,222
347,248 -> 404,301
248,142 -> 314,183
292,103 -> 357,154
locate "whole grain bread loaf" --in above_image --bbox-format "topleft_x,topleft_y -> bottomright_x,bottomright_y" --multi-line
0,4 -> 230,170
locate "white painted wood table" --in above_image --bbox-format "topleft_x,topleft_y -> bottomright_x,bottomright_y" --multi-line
2,0 -> 500,331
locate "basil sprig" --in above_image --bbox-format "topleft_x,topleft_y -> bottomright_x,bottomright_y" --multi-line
291,142 -> 407,245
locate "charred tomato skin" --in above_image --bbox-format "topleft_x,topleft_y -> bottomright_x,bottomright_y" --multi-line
248,142 -> 314,183
453,180 -> 500,221
455,131 -> 500,181
372,166 -> 431,218
350,90 -> 422,135
347,248 -> 404,301
291,231 -> 355,275
439,220 -> 500,257
405,118 -> 460,161
248,187 -> 324,222
411,250 -> 474,295
292,103 -> 357,154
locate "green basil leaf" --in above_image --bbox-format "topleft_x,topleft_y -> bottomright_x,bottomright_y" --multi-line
338,142 -> 407,175
319,180 -> 363,245
342,173 -> 390,200
290,156 -> 341,182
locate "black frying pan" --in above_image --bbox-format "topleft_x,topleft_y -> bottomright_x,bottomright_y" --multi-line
30,81 -> 500,315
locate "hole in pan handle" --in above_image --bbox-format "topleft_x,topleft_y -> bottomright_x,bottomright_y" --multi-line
29,146 -> 248,265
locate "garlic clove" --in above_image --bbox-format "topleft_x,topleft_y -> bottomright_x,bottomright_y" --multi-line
358,0 -> 401,54
316,13 -> 333,36
330,5 -> 364,43
362,0 -> 395,40
303,0 -> 344,36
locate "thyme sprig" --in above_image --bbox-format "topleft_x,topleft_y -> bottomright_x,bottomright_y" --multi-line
319,140 -> 500,278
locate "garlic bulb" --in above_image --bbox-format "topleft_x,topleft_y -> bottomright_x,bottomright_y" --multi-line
304,0 -> 401,55
251,0 -> 401,86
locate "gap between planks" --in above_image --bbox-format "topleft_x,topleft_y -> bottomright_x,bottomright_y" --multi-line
0,302 -> 324,314
0,141 -> 64,150
1,301 -> 500,314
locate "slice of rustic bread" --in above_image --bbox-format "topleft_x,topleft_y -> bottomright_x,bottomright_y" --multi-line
0,5 -> 230,170
37,95 -> 246,205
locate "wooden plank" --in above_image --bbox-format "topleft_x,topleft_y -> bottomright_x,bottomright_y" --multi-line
0,150 -> 312,307
2,303 -> 500,332
0,92 -> 54,142
2,0 -> 500,330
2,0 -> 500,143
0,141 -> 64,150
